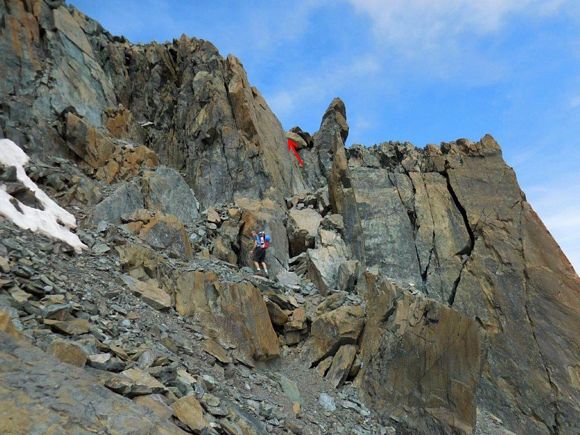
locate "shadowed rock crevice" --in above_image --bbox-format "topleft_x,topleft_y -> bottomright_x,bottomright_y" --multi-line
441,169 -> 475,306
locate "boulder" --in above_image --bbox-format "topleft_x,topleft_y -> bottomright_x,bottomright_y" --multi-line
265,299 -> 289,326
139,213 -> 192,259
336,260 -> 359,292
325,344 -> 357,388
175,271 -> 279,361
308,305 -> 365,364
108,368 -> 167,397
288,207 -> 323,257
46,318 -> 90,336
306,230 -> 349,294
202,339 -> 233,364
142,167 -> 200,226
121,275 -> 171,311
171,395 -> 208,432
212,235 -> 238,264
93,181 -> 144,224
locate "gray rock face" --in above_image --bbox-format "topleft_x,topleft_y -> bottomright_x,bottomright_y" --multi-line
0,0 -> 306,208
142,167 -> 199,226
349,167 -> 422,289
93,181 -> 144,224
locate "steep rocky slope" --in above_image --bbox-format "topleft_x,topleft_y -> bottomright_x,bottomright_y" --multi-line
1,1 -> 579,434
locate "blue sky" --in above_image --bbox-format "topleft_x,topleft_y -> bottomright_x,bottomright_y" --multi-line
69,0 -> 579,272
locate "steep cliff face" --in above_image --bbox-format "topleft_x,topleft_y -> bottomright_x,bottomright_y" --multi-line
1,2 -> 579,435
0,0 -> 306,207
346,137 -> 580,433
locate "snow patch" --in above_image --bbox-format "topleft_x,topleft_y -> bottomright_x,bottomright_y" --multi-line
0,139 -> 87,252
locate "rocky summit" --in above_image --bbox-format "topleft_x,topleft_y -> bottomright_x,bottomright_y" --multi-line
0,1 -> 579,434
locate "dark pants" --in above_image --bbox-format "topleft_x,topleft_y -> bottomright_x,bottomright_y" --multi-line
253,247 -> 266,263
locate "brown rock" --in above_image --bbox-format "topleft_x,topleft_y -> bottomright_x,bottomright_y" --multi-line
105,105 -> 133,139
284,331 -> 303,346
213,236 -> 238,264
121,275 -> 171,311
64,112 -> 115,169
46,318 -> 90,336
308,305 -> 364,364
47,339 -> 87,367
325,344 -> 357,388
172,395 -> 208,432
119,368 -> 166,396
316,356 -> 333,377
202,339 -> 233,364
288,208 -> 322,256
284,307 -> 307,332
0,310 -> 23,340
206,207 -> 221,224
176,271 -> 279,361
265,299 -> 289,326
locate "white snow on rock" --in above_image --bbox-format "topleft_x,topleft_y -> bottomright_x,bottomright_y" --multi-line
0,139 -> 87,252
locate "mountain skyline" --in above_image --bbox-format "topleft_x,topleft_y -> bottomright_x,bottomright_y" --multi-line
69,0 -> 580,272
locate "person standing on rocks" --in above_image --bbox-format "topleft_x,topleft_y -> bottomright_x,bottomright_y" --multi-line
251,230 -> 269,276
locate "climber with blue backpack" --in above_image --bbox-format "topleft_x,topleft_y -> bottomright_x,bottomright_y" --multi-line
251,229 -> 270,276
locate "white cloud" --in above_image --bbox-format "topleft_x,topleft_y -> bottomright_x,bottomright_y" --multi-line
266,53 -> 383,119
346,0 -> 567,42
343,0 -> 572,80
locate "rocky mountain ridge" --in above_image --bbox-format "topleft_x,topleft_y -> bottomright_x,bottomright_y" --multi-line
0,1 -> 579,434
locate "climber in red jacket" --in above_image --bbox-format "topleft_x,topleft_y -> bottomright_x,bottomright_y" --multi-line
287,138 -> 304,167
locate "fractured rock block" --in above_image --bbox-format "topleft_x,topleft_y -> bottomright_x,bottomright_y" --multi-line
357,273 -> 481,433
308,305 -> 364,364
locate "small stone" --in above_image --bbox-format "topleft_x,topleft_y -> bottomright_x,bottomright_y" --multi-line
137,350 -> 156,369
206,207 -> 221,225
46,318 -> 90,335
0,256 -> 10,273
319,393 -> 336,412
9,287 -> 30,304
293,401 -> 301,416
202,393 -> 221,408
